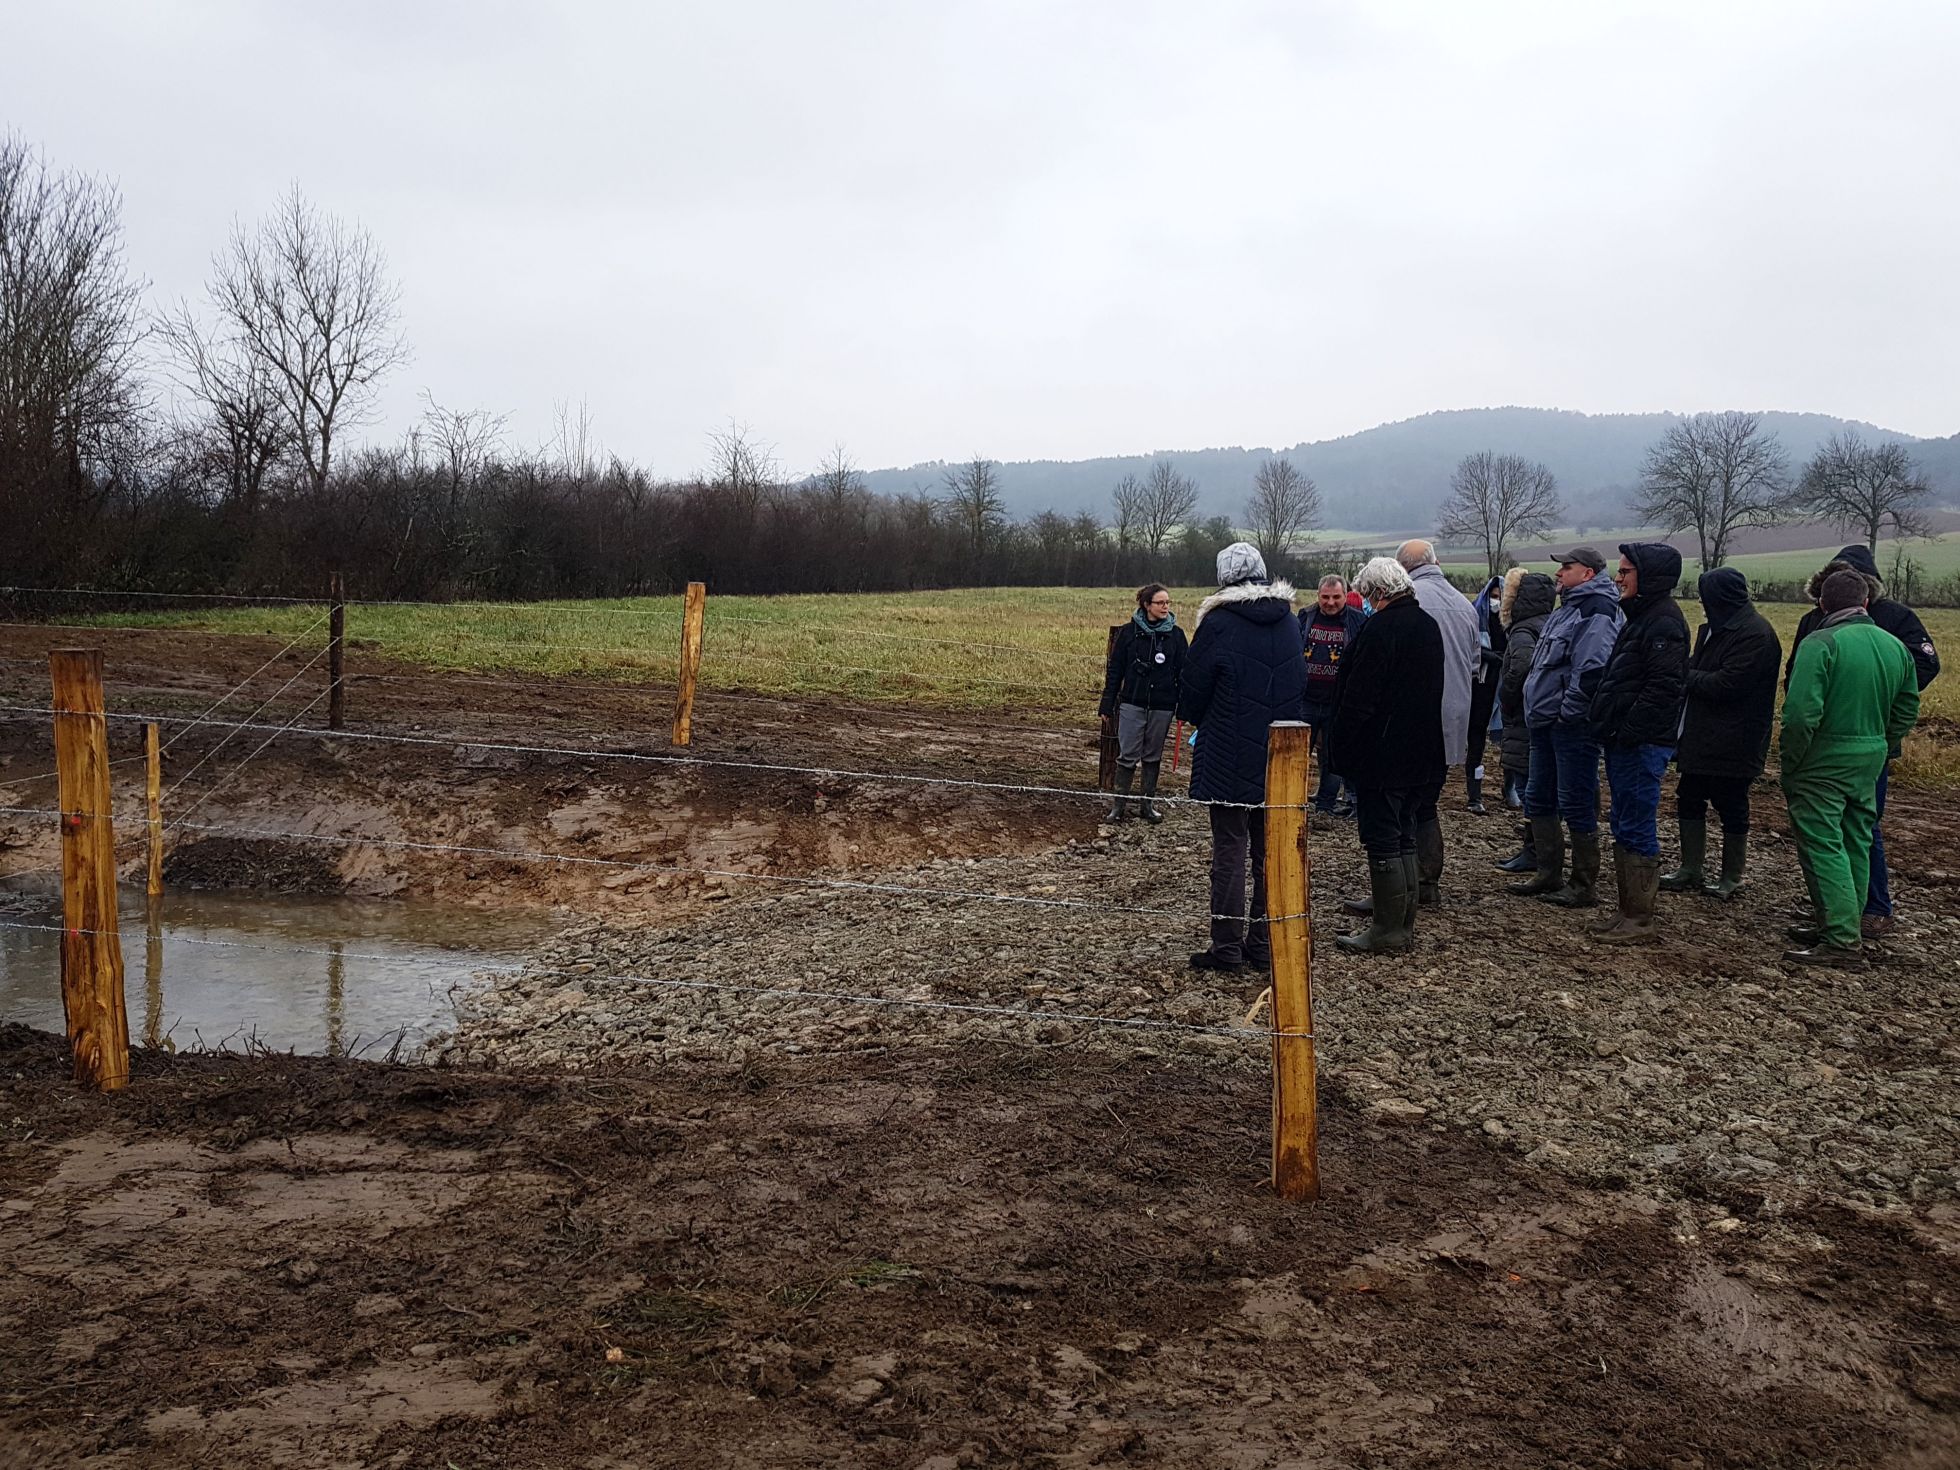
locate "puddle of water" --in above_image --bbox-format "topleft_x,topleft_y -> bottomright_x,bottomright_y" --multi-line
0,883 -> 553,1057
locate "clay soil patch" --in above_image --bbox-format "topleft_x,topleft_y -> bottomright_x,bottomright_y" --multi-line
2,1027 -> 1955,1469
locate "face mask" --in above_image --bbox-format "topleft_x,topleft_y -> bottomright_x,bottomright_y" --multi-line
1361,598 -> 1373,614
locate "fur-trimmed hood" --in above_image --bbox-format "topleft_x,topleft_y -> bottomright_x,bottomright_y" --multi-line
1194,578 -> 1296,629
1500,567 -> 1556,629
1805,558 -> 1883,604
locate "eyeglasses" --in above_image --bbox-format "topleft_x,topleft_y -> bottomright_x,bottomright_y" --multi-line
1613,567 -> 1635,580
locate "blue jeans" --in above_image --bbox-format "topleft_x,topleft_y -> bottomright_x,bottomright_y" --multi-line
1523,722 -> 1600,834
1867,763 -> 1891,917
1305,702 -> 1343,810
1604,743 -> 1673,857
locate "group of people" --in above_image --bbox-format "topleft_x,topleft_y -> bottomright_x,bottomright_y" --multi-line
1098,537 -> 1938,972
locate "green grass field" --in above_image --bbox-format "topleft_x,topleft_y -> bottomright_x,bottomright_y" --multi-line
79,587 -> 1958,740
1711,533 -> 1960,588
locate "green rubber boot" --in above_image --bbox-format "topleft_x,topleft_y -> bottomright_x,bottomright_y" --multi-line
1335,859 -> 1413,954
1659,819 -> 1706,893
1542,830 -> 1600,908
1704,830 -> 1748,901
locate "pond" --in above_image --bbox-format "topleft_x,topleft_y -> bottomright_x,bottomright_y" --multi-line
0,882 -> 554,1057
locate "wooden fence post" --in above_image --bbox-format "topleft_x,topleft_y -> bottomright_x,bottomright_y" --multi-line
1263,721 -> 1317,1200
145,721 -> 163,898
672,581 -> 706,747
1097,625 -> 1122,791
50,649 -> 130,1091
328,572 -> 346,731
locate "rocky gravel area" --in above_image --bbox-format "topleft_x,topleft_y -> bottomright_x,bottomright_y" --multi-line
433,797 -> 1960,1216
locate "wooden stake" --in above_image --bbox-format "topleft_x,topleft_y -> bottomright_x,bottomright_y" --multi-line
328,571 -> 346,731
1263,721 -> 1317,1200
1097,625 -> 1122,792
671,581 -> 707,747
145,721 -> 163,898
50,649 -> 130,1091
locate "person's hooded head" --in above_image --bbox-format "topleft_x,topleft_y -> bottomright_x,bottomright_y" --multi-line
1215,542 -> 1268,588
1616,542 -> 1683,607
1697,567 -> 1752,631
1804,554 -> 1883,606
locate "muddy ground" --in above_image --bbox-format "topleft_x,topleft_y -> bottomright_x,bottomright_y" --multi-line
1,628 -> 1958,1466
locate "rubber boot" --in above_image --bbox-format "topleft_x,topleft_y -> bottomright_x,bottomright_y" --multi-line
1495,820 -> 1537,873
1401,850 -> 1421,939
1465,773 -> 1488,816
1416,817 -> 1444,906
1590,846 -> 1628,934
1507,817 -> 1565,896
1104,765 -> 1134,823
1596,852 -> 1661,944
1541,830 -> 1600,908
1137,762 -> 1164,824
1704,831 -> 1747,901
1659,819 -> 1706,893
1336,859 -> 1413,954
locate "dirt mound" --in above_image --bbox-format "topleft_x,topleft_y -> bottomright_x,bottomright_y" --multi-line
164,837 -> 347,894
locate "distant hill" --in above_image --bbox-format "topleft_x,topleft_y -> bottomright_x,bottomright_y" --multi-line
858,408 -> 1957,532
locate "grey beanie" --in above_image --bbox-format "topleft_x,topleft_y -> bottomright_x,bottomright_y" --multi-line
1216,542 -> 1268,586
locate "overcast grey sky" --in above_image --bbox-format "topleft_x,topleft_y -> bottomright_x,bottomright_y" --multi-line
6,0 -> 1957,477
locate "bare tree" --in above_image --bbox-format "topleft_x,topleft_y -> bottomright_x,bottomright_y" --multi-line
211,185 -> 408,495
157,302 -> 289,512
1244,457 -> 1322,566
941,456 -> 1004,553
552,396 -> 599,483
1632,411 -> 1792,568
706,419 -> 781,520
1795,429 -> 1935,552
1436,451 -> 1564,578
1138,459 -> 1199,560
0,136 -> 147,504
1110,472 -> 1146,553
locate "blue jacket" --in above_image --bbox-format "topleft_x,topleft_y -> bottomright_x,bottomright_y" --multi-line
1178,581 -> 1308,804
1523,571 -> 1622,728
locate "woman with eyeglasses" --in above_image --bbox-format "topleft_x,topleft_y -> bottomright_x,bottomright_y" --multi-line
1098,583 -> 1187,822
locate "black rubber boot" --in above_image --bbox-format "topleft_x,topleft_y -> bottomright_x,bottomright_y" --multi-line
1495,820 -> 1537,873
1465,774 -> 1488,816
1104,765 -> 1134,823
1137,762 -> 1164,824
1659,819 -> 1706,893
1704,831 -> 1748,901
1401,851 -> 1420,938
1416,817 -> 1444,905
1542,830 -> 1600,908
1335,859 -> 1413,954
1507,817 -> 1564,896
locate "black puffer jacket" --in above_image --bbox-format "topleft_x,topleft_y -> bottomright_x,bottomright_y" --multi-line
1178,581 -> 1307,805
1588,543 -> 1690,748
1497,570 -> 1556,777
1785,544 -> 1941,693
1324,594 -> 1446,791
1676,568 -> 1781,780
1099,618 -> 1188,715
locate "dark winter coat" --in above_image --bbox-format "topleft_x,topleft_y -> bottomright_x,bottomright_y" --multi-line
1676,569 -> 1782,780
1323,594 -> 1446,792
1497,570 -> 1556,777
1588,543 -> 1691,748
1099,618 -> 1188,716
1178,581 -> 1308,805
1297,603 -> 1367,714
1785,545 -> 1941,693
1523,570 -> 1623,728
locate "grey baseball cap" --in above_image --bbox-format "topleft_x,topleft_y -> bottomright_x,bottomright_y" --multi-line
1553,545 -> 1607,572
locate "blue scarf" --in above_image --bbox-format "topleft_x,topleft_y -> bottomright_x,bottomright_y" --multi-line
1132,608 -> 1176,634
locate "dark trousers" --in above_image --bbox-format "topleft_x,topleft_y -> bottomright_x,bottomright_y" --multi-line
1676,772 -> 1752,835
1305,702 -> 1342,811
1466,673 -> 1498,779
1354,784 -> 1423,862
1206,805 -> 1268,962
1524,722 -> 1601,833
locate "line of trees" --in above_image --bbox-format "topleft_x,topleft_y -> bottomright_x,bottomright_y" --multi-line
2,135 -> 1373,601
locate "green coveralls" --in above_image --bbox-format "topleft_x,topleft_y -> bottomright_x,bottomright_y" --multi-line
1780,612 -> 1920,948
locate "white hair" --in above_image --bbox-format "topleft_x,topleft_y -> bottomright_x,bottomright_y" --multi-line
1352,556 -> 1412,603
